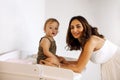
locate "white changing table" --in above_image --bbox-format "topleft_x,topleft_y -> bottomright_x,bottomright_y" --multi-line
0,50 -> 82,80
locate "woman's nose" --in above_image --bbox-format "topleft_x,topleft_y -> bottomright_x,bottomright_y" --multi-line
73,28 -> 77,32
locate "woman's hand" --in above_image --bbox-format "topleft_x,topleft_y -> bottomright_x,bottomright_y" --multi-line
56,56 -> 68,64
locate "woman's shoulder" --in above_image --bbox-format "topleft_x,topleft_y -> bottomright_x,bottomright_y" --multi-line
87,35 -> 99,44
90,35 -> 105,41
89,35 -> 105,51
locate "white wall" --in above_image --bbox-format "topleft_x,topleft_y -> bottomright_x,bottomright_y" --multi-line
15,0 -> 45,56
89,0 -> 120,45
0,0 -> 45,55
0,0 -> 17,53
45,0 -> 120,80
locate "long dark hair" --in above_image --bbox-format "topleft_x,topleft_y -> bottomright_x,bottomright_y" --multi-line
66,16 -> 104,50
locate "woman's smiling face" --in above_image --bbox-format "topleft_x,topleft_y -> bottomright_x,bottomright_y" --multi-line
70,19 -> 84,39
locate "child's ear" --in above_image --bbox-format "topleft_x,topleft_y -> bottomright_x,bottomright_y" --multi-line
44,28 -> 46,33
44,30 -> 45,33
44,26 -> 46,31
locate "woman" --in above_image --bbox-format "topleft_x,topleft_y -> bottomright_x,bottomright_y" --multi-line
61,16 -> 120,80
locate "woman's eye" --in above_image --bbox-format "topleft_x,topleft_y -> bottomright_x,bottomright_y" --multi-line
70,26 -> 74,29
77,26 -> 81,28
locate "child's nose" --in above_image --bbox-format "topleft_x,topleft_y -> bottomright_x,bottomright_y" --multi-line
52,29 -> 55,32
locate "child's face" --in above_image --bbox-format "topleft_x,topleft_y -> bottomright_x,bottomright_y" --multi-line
44,21 -> 59,37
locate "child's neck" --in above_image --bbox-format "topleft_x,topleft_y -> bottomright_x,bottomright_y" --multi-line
45,35 -> 54,40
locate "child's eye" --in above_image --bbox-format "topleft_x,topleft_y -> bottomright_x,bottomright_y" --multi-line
49,27 -> 52,29
55,27 -> 58,30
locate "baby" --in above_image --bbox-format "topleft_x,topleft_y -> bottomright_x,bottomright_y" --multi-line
37,18 -> 66,67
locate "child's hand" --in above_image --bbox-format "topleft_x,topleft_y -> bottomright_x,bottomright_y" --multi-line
57,56 -> 68,64
40,60 -> 56,66
40,58 -> 60,67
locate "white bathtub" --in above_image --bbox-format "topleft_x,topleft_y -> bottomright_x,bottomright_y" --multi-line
0,50 -> 82,80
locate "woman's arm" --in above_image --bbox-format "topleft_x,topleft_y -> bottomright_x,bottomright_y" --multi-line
61,36 -> 98,73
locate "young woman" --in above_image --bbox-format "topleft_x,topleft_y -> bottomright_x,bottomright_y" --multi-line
61,16 -> 120,80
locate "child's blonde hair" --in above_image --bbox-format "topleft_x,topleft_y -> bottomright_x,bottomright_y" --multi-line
44,18 -> 59,30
